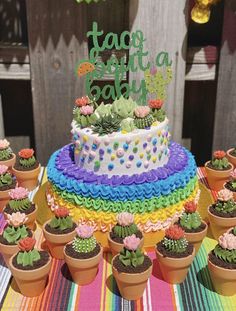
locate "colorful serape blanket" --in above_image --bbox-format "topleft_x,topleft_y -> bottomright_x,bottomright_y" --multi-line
0,168 -> 236,311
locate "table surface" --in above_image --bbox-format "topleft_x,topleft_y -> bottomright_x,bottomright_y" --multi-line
1,168 -> 236,311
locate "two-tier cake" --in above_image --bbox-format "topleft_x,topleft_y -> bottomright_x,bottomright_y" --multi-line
46,96 -> 198,247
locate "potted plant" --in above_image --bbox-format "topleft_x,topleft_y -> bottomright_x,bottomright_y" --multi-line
208,189 -> 236,240
112,235 -> 152,300
205,150 -> 233,191
156,225 -> 195,284
0,139 -> 16,170
64,224 -> 103,285
12,148 -> 41,190
224,169 -> 236,200
3,187 -> 38,230
177,200 -> 208,253
108,212 -> 144,256
208,229 -> 236,296
226,147 -> 236,167
43,207 -> 77,259
0,212 -> 33,268
9,237 -> 52,297
0,165 -> 17,212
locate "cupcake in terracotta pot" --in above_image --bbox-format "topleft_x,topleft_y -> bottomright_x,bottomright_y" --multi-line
208,229 -> 236,296
12,148 -> 41,191
0,139 -> 16,170
224,169 -> 236,201
156,225 -> 195,284
0,212 -> 33,268
9,237 -> 52,297
64,224 -> 103,285
208,189 -> 236,240
3,187 -> 38,230
0,165 -> 17,212
108,212 -> 144,256
226,147 -> 236,167
112,235 -> 152,300
205,150 -> 233,191
43,207 -> 77,259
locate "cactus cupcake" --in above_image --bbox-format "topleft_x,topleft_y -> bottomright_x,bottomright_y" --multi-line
3,187 -> 38,230
0,139 -> 16,170
12,148 -> 41,190
64,224 -> 103,285
224,168 -> 236,200
108,212 -> 143,256
0,165 -> 17,212
134,106 -> 154,129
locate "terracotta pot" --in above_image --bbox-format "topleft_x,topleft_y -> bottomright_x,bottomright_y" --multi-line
208,256 -> 236,296
64,243 -> 103,285
3,204 -> 38,231
0,189 -> 10,213
0,241 -> 19,269
204,161 -> 233,191
208,206 -> 236,240
155,247 -> 195,284
9,253 -> 52,297
184,221 -> 208,253
12,164 -> 41,191
226,148 -> 236,168
223,182 -> 236,201
0,154 -> 16,172
43,220 -> 76,259
112,255 -> 152,300
108,233 -> 144,257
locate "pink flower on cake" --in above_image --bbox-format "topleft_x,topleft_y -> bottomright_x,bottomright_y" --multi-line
217,189 -> 233,202
134,106 -> 150,118
76,224 -> 94,239
148,99 -> 163,109
6,212 -> 28,227
75,96 -> 89,107
0,165 -> 8,175
184,201 -> 197,213
80,105 -> 94,115
9,187 -> 29,200
123,234 -> 140,251
219,232 -> 236,250
0,139 -> 10,150
231,169 -> 236,180
116,212 -> 134,226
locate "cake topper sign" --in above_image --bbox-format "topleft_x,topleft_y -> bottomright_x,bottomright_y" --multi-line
77,22 -> 172,104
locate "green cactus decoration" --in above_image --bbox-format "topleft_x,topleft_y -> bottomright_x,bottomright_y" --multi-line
113,223 -> 138,239
215,200 -> 236,214
9,198 -> 31,211
119,248 -> 144,267
134,114 -> 154,129
211,157 -> 229,170
151,108 -> 166,122
120,118 -> 136,133
92,115 -> 121,135
111,96 -> 137,119
144,66 -> 172,100
0,173 -> 13,188
3,225 -> 28,244
49,216 -> 73,231
233,227 -> 236,236
19,156 -> 36,168
180,212 -> 202,230
95,103 -> 112,118
162,237 -> 188,253
72,236 -> 97,253
0,147 -> 13,161
231,148 -> 236,157
214,244 -> 236,264
17,249 -> 41,267
73,107 -> 97,128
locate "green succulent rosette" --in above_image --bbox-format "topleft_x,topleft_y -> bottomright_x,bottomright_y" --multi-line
92,114 -> 121,135
119,235 -> 144,268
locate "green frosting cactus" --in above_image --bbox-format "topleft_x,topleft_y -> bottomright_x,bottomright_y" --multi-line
95,103 -> 112,118
134,114 -> 154,129
119,235 -> 144,268
0,139 -> 13,161
73,107 -> 97,128
18,149 -> 36,168
180,201 -> 202,230
210,150 -> 230,170
151,108 -> 166,122
3,212 -> 29,244
215,189 -> 236,214
111,96 -> 137,119
0,172 -> 13,188
92,114 -> 121,135
113,212 -> 138,239
72,224 -> 97,253
120,118 -> 136,133
213,231 -> 236,264
9,198 -> 31,211
49,207 -> 73,231
17,237 -> 41,267
162,225 -> 188,253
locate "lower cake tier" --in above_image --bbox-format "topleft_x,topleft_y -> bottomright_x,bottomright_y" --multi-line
47,142 -> 199,241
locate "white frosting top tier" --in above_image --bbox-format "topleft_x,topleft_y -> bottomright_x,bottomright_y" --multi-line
71,118 -> 170,177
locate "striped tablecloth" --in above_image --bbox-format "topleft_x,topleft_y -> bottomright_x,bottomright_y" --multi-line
0,168 -> 236,311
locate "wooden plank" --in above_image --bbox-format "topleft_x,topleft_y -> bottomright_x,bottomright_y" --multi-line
0,44 -> 29,64
185,64 -> 216,81
187,46 -> 219,64
213,0 -> 236,150
129,0 -> 188,143
6,136 -> 30,151
26,0 -> 89,165
0,63 -> 30,80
